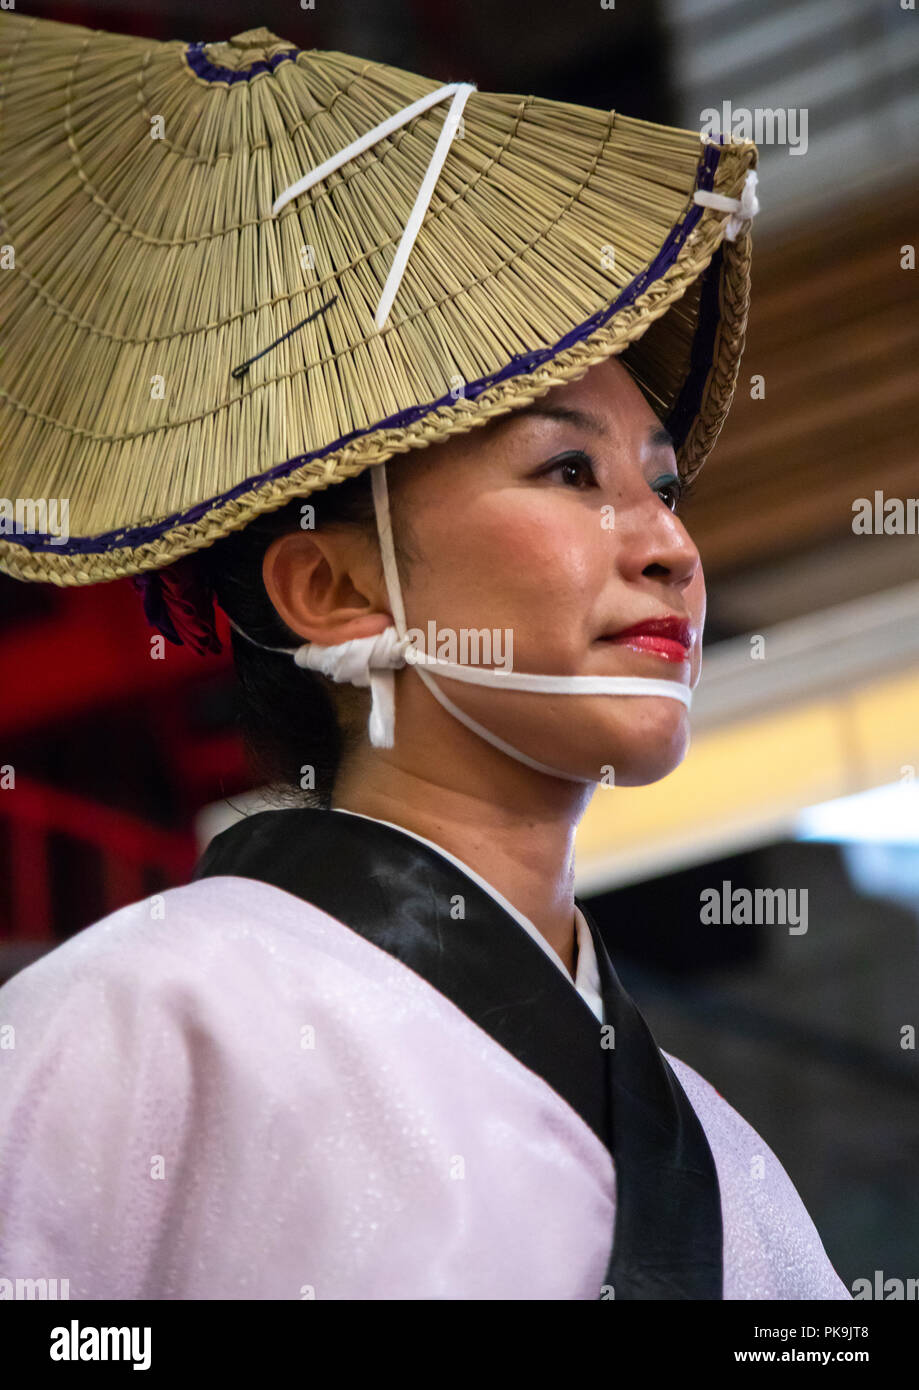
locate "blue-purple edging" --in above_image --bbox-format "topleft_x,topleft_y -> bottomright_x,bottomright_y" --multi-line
4,142 -> 724,556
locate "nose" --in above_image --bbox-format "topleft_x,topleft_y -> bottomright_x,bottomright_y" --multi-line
620,492 -> 701,594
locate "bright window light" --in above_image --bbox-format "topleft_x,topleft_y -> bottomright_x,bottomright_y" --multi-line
795,781 -> 919,845
796,782 -> 919,918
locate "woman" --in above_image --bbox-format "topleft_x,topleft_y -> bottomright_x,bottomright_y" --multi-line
0,17 -> 848,1299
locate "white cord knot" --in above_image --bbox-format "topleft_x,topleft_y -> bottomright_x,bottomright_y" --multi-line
294,626 -> 410,748
693,169 -> 759,241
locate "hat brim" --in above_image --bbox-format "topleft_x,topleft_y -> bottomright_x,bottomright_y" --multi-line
0,15 -> 756,585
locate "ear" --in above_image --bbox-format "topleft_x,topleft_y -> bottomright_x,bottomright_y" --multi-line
262,527 -> 392,646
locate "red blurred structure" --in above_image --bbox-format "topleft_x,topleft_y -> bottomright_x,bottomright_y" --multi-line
0,575 -> 251,963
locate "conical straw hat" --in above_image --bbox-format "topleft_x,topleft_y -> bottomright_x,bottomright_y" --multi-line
0,16 -> 758,588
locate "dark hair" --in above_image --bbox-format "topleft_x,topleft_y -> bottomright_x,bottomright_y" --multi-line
203,468 -> 398,808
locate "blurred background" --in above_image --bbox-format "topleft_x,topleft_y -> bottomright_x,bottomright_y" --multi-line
1,0 -> 918,1294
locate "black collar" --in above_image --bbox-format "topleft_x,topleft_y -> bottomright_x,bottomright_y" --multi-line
192,806 -> 722,1299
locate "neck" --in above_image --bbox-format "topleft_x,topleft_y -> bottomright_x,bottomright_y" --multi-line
332,758 -> 591,976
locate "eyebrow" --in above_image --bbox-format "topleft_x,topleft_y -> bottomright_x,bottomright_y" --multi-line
507,403 -> 676,453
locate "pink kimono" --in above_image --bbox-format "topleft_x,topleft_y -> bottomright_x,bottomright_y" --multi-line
0,808 -> 851,1301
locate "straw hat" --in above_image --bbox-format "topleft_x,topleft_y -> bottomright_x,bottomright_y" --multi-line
0,15 -> 758,590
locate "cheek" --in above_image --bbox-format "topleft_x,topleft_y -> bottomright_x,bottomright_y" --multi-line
421,502 -> 598,645
501,508 -> 610,643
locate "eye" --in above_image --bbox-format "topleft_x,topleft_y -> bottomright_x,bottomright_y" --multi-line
540,450 -> 598,489
653,474 -> 686,513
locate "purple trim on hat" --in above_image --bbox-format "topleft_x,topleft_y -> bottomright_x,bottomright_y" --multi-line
8,142 -> 725,558
184,41 -> 301,84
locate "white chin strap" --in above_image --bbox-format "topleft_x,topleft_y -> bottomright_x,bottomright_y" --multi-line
229,461 -> 692,784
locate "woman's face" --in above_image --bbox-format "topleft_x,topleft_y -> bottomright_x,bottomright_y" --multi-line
386,354 -> 706,788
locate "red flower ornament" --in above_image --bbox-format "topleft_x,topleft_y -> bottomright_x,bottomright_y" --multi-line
130,555 -> 223,656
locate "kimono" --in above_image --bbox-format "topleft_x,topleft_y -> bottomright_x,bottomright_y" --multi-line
0,805 -> 850,1300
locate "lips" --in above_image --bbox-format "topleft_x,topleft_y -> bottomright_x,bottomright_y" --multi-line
600,616 -> 692,664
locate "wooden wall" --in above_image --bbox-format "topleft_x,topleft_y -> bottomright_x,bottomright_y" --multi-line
683,186 -> 919,580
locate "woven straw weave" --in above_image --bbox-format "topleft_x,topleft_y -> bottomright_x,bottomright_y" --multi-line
0,17 -> 757,585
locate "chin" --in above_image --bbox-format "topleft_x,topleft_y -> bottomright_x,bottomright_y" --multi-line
608,750 -> 687,788
584,701 -> 691,787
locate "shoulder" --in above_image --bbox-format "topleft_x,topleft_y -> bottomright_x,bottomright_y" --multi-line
0,876 -> 303,1076
3,874 -> 294,970
0,875 -> 410,1297
0,874 -> 397,1016
663,1051 -> 852,1300
0,874 -> 582,1103
0,875 -> 405,1112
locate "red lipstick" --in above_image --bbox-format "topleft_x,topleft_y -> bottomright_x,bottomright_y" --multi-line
601,616 -> 692,664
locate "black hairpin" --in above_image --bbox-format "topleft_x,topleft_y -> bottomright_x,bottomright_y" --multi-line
231,294 -> 339,379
